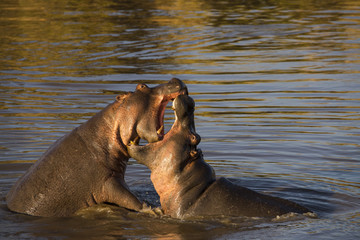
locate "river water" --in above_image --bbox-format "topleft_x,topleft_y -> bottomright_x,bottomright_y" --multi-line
1,0 -> 359,239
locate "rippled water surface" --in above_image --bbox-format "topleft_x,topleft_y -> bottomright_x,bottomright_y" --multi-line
1,0 -> 360,239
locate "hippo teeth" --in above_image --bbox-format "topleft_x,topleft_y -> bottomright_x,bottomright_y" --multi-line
157,125 -> 164,135
171,97 -> 177,110
129,136 -> 140,145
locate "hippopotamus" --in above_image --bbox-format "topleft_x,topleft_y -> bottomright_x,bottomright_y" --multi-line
6,78 -> 187,217
127,95 -> 312,219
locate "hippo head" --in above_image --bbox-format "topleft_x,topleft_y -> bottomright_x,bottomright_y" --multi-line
173,94 -> 195,128
118,78 -> 188,146
172,94 -> 202,162
128,95 -> 214,218
127,94 -> 201,170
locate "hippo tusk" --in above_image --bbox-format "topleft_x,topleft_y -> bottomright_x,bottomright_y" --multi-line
157,125 -> 164,135
171,99 -> 176,110
129,136 -> 140,145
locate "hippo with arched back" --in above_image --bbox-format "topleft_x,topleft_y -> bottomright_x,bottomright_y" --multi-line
6,78 -> 187,217
127,95 -> 312,219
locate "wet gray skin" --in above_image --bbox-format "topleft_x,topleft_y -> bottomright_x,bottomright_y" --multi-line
128,95 -> 312,219
6,78 -> 187,217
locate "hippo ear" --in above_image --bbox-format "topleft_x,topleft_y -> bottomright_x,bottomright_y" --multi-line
116,92 -> 132,102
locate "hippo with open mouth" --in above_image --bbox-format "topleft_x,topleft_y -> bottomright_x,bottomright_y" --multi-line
127,95 -> 312,219
6,78 -> 187,217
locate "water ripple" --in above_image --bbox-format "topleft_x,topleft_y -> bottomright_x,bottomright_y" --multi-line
1,0 -> 360,238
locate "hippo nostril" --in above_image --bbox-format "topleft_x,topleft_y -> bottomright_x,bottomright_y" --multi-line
190,133 -> 201,145
190,150 -> 198,158
189,148 -> 203,160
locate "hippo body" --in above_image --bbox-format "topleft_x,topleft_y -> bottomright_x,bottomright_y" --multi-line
6,79 -> 187,217
128,95 -> 311,219
184,177 -> 310,218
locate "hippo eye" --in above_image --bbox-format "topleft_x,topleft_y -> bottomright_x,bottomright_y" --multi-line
136,83 -> 148,91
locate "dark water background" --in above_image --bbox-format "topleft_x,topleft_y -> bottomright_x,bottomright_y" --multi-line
1,0 -> 359,239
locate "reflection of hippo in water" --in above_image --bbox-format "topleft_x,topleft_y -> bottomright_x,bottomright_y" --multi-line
6,78 -> 187,217
128,95 -> 312,219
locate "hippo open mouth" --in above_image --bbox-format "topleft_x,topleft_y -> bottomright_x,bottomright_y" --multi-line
127,78 -> 188,145
156,98 -> 167,139
155,88 -> 188,140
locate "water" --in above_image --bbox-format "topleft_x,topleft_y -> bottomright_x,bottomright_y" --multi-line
1,0 -> 359,239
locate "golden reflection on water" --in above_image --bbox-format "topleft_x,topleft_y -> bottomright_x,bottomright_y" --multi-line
1,0 -> 358,77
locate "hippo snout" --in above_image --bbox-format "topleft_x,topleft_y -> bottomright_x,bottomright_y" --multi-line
167,78 -> 188,96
